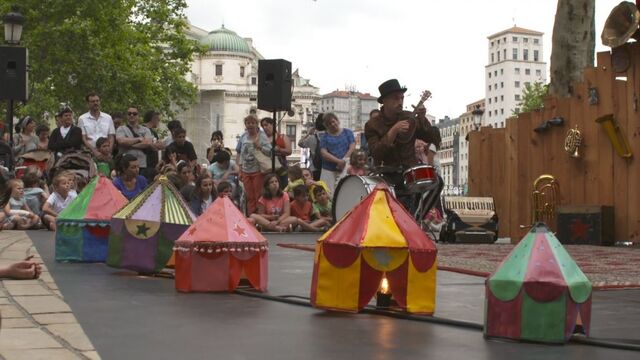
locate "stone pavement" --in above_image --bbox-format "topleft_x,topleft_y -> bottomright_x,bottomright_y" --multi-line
0,231 -> 100,360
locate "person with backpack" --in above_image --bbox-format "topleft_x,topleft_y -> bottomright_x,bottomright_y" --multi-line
298,114 -> 326,181
115,106 -> 155,180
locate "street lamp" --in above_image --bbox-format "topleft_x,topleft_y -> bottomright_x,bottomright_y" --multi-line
3,5 -> 24,44
1,5 -> 27,171
471,104 -> 484,131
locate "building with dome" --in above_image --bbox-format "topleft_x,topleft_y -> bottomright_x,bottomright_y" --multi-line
179,23 -> 321,163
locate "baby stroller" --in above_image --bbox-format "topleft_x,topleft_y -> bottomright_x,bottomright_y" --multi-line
49,150 -> 97,191
16,149 -> 54,179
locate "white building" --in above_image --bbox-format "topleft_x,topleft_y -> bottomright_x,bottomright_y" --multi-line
319,90 -> 378,131
485,26 -> 547,128
179,24 -> 320,161
458,99 -> 485,191
436,116 -> 460,188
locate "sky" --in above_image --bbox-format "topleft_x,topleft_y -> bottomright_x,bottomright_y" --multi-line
184,0 -> 625,119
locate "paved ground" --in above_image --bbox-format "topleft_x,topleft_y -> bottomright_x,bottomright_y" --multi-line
5,230 -> 639,359
0,231 -> 100,360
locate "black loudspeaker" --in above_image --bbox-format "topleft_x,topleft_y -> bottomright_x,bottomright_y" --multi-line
0,46 -> 28,101
557,205 -> 614,246
257,59 -> 292,112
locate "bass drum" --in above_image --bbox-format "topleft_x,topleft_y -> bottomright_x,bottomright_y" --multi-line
332,176 -> 393,222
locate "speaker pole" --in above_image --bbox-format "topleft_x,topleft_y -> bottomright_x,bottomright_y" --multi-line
6,99 -> 14,171
272,110 -> 277,173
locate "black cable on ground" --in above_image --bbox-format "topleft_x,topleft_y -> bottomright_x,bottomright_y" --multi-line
234,289 -> 640,352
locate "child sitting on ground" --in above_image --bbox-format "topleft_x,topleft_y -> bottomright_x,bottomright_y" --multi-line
290,185 -> 330,232
188,174 -> 217,216
94,137 -> 115,178
2,179 -> 42,230
22,172 -> 49,220
207,151 -> 239,187
250,173 -> 297,232
301,167 -> 330,202
347,149 -> 367,176
42,174 -> 78,231
283,165 -> 304,197
216,181 -> 233,198
312,186 -> 334,225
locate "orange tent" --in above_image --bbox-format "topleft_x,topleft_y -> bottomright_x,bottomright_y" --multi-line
174,197 -> 268,292
311,185 -> 438,314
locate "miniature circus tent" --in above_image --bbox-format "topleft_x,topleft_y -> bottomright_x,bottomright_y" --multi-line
174,197 -> 268,292
311,185 -> 438,314
55,175 -> 128,262
485,223 -> 592,343
107,176 -> 195,273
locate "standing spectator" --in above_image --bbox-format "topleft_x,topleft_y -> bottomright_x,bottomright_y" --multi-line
206,130 -> 232,163
236,115 -> 272,215
260,117 -> 291,188
13,116 -> 38,156
142,110 -> 165,181
77,92 -> 115,157
111,111 -> 124,130
35,125 -> 50,150
112,154 -> 148,200
42,174 -> 78,231
116,106 -> 155,180
163,120 -> 190,147
48,107 -> 84,160
319,113 -> 355,193
298,114 -> 325,180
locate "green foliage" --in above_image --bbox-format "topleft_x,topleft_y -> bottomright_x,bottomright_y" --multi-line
0,0 -> 204,122
513,82 -> 549,116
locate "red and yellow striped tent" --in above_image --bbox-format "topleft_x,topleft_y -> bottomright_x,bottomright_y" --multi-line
311,185 -> 438,314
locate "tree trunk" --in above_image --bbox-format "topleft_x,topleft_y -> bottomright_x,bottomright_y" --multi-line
549,0 -> 596,97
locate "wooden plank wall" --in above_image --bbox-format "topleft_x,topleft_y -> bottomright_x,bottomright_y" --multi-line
469,45 -> 640,242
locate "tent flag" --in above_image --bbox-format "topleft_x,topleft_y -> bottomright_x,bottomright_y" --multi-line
485,223 -> 592,343
55,176 -> 128,262
107,176 -> 195,273
311,185 -> 437,314
175,197 -> 268,292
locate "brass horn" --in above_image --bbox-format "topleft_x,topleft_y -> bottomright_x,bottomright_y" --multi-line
596,114 -> 633,159
564,125 -> 582,158
601,1 -> 640,48
520,174 -> 559,229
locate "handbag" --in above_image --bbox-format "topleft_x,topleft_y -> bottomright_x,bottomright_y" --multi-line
254,148 -> 284,174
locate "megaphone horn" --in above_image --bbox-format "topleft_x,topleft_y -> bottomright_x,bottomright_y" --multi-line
601,1 -> 640,48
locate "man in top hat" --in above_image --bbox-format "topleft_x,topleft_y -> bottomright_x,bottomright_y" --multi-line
364,79 -> 441,214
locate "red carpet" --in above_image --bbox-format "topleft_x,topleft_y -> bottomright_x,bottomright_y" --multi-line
278,243 -> 640,290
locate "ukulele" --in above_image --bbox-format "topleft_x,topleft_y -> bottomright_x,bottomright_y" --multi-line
396,90 -> 432,144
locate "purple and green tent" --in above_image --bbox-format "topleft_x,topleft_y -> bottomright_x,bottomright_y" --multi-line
106,176 -> 195,273
484,223 -> 592,343
55,175 -> 128,262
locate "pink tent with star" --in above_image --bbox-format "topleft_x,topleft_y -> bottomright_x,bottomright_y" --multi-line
174,197 -> 268,292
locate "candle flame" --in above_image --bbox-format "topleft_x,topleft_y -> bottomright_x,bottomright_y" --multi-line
380,277 -> 390,294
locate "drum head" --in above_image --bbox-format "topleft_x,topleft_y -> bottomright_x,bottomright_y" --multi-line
333,176 -> 389,221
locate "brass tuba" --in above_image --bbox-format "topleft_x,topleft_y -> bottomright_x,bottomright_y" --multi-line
521,174 -> 559,229
564,125 -> 582,158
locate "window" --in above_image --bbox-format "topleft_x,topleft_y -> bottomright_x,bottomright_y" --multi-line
489,98 -> 492,104
515,81 -> 520,88
525,81 -> 531,87
503,37 -> 506,43
500,68 -> 504,75
503,49 -> 507,59
512,48 -> 518,60
535,69 -> 541,76
501,121 -> 504,127
523,49 -> 529,61
488,85 -> 492,91
523,37 -> 529,43
500,95 -> 504,101
533,38 -> 539,45
534,50 -> 539,62
497,52 -> 500,61
512,36 -> 518,42
494,110 -> 498,115
525,68 -> 531,75
515,107 -> 520,113
488,111 -> 491,117
501,82 -> 504,88
488,72 -> 492,78
494,96 -> 497,102
215,64 -> 223,76
515,94 -> 521,101
251,77 -> 257,85
494,70 -> 497,76
500,109 -> 504,115
491,41 -> 494,47
286,124 -> 297,149
497,39 -> 500,45
491,53 -> 495,63
240,66 -> 245,78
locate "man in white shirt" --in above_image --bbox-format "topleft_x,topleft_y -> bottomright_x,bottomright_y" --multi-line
77,92 -> 115,157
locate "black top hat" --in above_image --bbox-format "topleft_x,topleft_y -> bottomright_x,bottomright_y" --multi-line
377,79 -> 407,103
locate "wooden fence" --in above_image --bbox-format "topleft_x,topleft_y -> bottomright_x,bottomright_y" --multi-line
468,44 -> 640,242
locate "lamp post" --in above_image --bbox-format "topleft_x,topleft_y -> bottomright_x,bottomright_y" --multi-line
471,104 -> 484,131
1,5 -> 26,171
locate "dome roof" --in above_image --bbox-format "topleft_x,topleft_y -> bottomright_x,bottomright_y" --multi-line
200,25 -> 252,54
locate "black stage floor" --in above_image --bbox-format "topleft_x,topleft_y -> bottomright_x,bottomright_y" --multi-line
30,231 -> 640,360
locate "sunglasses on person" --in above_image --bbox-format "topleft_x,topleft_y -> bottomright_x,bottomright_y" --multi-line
128,112 -> 138,116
